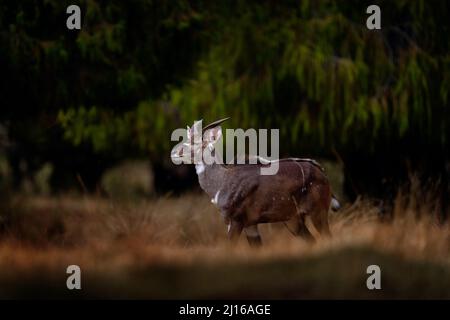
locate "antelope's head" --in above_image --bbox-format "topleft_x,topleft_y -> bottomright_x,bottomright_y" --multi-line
171,117 -> 229,164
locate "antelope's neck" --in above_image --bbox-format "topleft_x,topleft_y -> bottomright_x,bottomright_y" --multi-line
196,162 -> 227,198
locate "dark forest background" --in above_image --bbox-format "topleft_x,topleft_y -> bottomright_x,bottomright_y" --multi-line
0,0 -> 448,215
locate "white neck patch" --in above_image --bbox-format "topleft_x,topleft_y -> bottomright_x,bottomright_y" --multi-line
195,163 -> 205,175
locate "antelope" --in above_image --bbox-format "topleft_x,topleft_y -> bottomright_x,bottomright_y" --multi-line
171,118 -> 340,246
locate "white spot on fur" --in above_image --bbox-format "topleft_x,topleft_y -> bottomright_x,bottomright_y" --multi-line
227,224 -> 231,233
195,163 -> 205,174
211,190 -> 220,205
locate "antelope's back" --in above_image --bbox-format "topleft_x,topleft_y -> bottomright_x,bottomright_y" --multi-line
261,158 -> 328,185
226,157 -> 328,188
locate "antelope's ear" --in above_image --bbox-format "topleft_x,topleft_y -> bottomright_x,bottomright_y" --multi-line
204,126 -> 222,144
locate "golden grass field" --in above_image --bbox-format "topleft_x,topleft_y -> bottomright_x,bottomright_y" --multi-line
0,190 -> 449,299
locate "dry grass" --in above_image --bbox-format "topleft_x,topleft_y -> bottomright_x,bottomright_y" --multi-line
0,192 -> 449,299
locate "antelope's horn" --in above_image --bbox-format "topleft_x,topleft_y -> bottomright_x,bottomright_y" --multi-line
202,117 -> 230,132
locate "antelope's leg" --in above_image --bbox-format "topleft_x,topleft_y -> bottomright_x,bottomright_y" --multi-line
290,196 -> 315,242
296,215 -> 315,242
227,220 -> 243,242
244,225 -> 262,247
284,214 -> 316,242
310,209 -> 331,237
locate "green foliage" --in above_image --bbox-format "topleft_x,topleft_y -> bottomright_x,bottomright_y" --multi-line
1,0 -> 449,163
60,0 -> 449,158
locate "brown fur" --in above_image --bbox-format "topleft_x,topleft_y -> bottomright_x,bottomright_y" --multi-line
172,121 -> 333,245
198,160 -> 332,245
